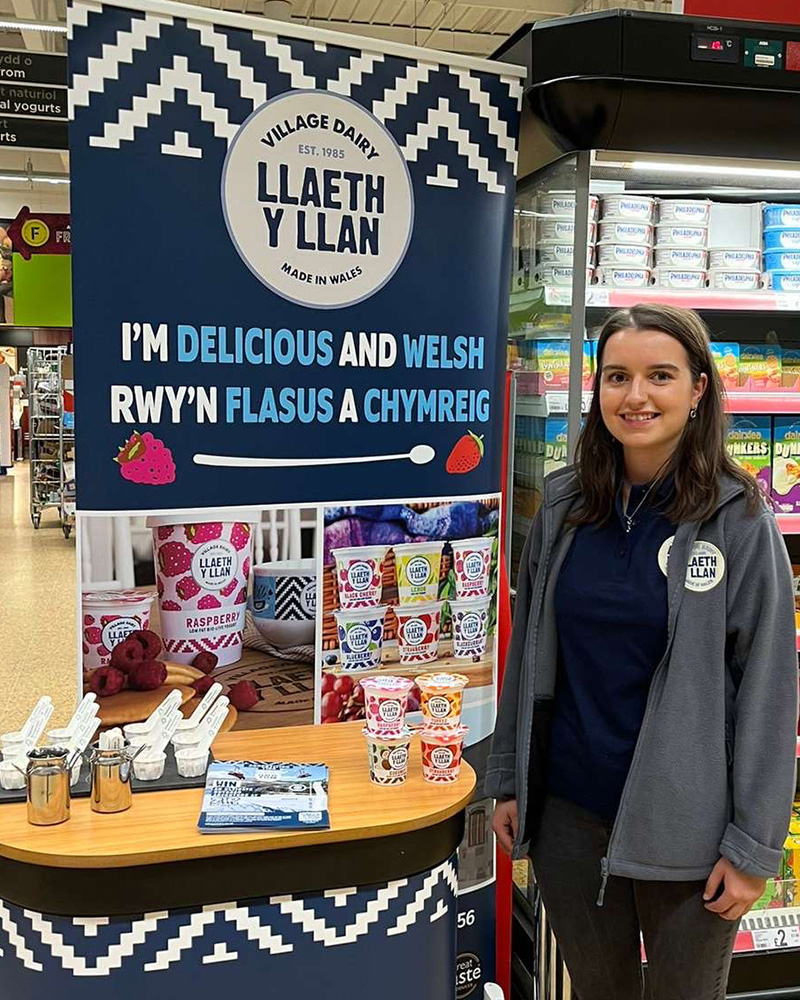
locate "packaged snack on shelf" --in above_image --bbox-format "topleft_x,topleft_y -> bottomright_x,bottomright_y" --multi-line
725,417 -> 772,501
524,340 -> 593,392
784,350 -> 800,391
751,878 -> 784,910
544,418 -> 568,477
772,418 -> 800,513
710,343 -> 740,391
739,344 -> 782,390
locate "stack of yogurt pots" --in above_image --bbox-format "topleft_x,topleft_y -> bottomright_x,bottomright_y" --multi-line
331,536 -> 494,671
763,204 -> 800,292
535,191 -> 599,287
595,194 -> 655,288
416,672 -> 470,784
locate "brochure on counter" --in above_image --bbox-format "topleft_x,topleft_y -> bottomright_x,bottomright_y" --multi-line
198,761 -> 330,833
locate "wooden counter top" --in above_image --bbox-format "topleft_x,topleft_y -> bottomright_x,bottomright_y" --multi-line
0,723 -> 475,870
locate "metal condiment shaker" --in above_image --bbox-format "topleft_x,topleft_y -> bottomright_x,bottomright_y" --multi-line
25,746 -> 72,826
87,740 -> 135,814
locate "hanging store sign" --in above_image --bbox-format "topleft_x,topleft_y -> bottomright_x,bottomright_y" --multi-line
0,116 -> 68,151
0,83 -> 67,120
8,207 -> 71,260
0,49 -> 67,87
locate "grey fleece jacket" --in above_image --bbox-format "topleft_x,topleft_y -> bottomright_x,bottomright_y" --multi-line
486,466 -> 798,882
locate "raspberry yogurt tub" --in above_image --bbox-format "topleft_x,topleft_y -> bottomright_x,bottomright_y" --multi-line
332,545 -> 388,609
82,589 -> 156,671
148,511 -> 258,667
394,601 -> 443,665
360,675 -> 414,736
451,537 -> 493,599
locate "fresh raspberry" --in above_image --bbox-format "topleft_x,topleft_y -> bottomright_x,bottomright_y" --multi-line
110,636 -> 145,673
234,587 -> 247,605
192,675 -> 216,696
228,679 -> 259,711
230,523 -> 251,551
157,541 -> 192,578
89,666 -> 125,698
161,600 -> 181,611
219,578 -> 238,597
157,526 -> 174,540
83,614 -> 95,626
192,651 -> 218,675
84,626 -> 102,645
197,594 -> 221,609
184,522 -> 223,544
127,629 -> 162,659
128,660 -> 167,691
176,576 -> 201,601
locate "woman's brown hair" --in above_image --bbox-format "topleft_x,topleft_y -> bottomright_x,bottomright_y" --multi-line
574,303 -> 762,525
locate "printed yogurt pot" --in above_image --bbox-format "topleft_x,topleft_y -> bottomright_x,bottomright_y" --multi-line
149,514 -> 256,667
360,675 -> 414,736
415,671 -> 469,728
419,725 -> 469,784
363,726 -> 414,785
334,605 -> 388,671
332,545 -> 388,609
450,596 -> 491,659
394,541 -> 444,604
82,589 -> 156,671
394,601 -> 443,665
451,537 -> 493,599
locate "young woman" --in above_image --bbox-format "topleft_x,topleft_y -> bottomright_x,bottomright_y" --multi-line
488,304 -> 798,1000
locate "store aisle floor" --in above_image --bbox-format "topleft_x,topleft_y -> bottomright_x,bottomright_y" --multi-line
0,461 -> 77,732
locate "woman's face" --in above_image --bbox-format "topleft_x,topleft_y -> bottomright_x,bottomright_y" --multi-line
599,327 -> 707,460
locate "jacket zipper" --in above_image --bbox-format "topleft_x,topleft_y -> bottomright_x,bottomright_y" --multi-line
595,523 -> 701,906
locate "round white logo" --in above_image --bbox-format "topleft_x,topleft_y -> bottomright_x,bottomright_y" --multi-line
405,556 -> 431,587
387,746 -> 408,770
463,552 -> 484,580
222,90 -> 414,309
657,536 -> 725,591
300,580 -> 316,616
402,617 -> 427,646
345,622 -> 371,652
460,611 -> 483,640
431,747 -> 454,769
101,616 -> 140,651
191,540 -> 238,592
379,699 -> 402,722
347,560 -> 374,592
427,695 -> 451,718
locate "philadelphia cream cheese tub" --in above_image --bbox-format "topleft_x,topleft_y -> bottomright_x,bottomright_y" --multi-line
537,218 -> 597,243
650,268 -> 707,289
600,194 -> 655,222
763,204 -> 800,229
538,193 -> 599,220
596,243 -> 651,267
707,248 -> 762,271
655,224 -> 708,247
598,221 -> 653,246
768,271 -> 800,292
536,264 -> 594,286
596,266 -> 650,288
657,199 -> 711,225
654,246 -> 708,269
707,269 -> 764,291
763,227 -> 800,251
537,242 -> 595,265
764,250 -> 800,271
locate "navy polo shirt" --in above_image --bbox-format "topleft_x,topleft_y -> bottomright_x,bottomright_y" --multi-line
546,479 -> 675,821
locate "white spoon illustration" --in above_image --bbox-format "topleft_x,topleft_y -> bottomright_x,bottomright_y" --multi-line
193,444 -> 435,469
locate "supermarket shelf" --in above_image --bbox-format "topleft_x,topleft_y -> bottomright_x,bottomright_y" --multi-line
726,394 -> 800,414
544,285 -> 800,312
777,516 -> 800,534
515,391 -> 592,417
735,906 -> 800,956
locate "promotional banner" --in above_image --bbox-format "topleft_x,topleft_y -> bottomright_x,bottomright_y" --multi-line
69,1 -> 522,992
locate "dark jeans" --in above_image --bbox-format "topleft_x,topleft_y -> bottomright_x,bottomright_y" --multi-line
529,796 -> 739,1000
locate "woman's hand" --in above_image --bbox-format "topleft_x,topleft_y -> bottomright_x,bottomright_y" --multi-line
703,857 -> 767,921
492,799 -> 519,856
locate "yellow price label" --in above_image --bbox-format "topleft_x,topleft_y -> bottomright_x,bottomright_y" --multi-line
21,219 -> 50,248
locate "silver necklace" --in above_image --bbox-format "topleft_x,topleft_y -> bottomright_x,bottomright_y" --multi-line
623,478 -> 661,534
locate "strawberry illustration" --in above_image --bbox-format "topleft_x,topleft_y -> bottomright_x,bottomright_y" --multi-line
197,594 -> 222,610
115,430 -> 176,485
157,541 -> 192,578
85,626 -> 102,645
230,523 -> 251,551
185,523 -> 223,544
161,600 -> 181,611
220,578 -> 239,598
176,576 -> 201,601
157,526 -> 174,540
446,431 -> 484,474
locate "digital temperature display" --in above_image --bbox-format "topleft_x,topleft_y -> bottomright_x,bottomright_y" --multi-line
691,32 -> 740,64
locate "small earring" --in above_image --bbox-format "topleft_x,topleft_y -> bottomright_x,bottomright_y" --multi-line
690,406 -> 698,420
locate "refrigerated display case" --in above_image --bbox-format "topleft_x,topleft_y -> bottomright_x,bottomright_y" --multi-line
496,8 -> 800,998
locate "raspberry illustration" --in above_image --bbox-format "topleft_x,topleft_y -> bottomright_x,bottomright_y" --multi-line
243,556 -> 251,577
128,629 -> 162,659
234,587 -> 247,605
176,576 -> 202,601
129,660 -> 167,691
115,430 -> 176,486
185,522 -> 223,544
83,614 -> 95,627
192,651 -> 218,675
110,636 -> 145,673
446,431 -> 484,474
84,626 -> 102,645
161,599 -> 181,611
157,578 -> 164,597
229,680 -> 259,711
89,666 -> 125,698
230,523 -> 251,551
197,594 -> 221,609
157,526 -> 174,540
101,616 -> 114,626
220,578 -> 238,597
193,675 -> 216,696
82,642 -> 90,655
97,645 -> 111,658
158,540 -> 192,577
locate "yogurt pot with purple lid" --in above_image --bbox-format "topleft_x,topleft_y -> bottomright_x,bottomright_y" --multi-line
334,605 -> 388,671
